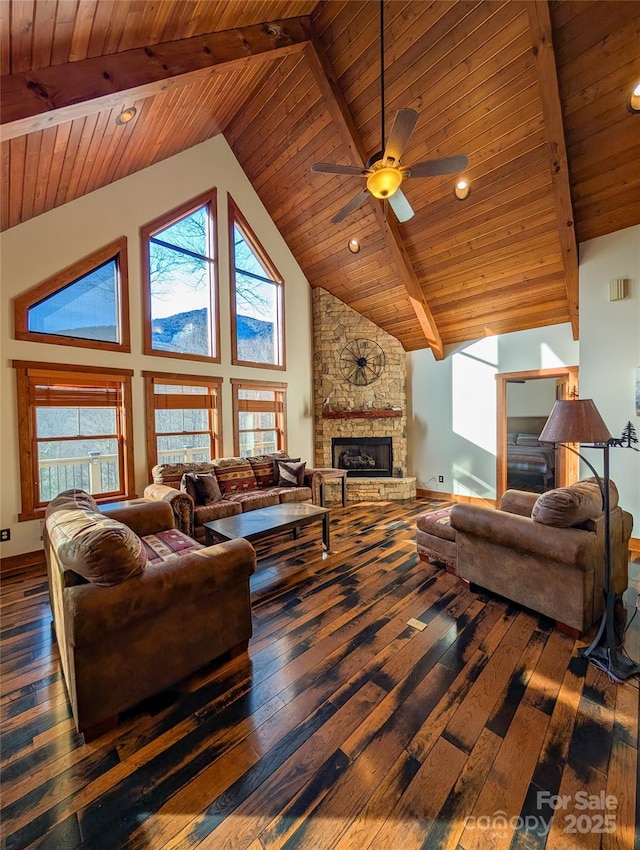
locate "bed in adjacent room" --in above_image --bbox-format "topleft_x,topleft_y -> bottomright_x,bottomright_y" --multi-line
506,415 -> 557,492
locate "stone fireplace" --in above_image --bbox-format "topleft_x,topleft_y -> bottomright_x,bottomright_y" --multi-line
312,288 -> 416,501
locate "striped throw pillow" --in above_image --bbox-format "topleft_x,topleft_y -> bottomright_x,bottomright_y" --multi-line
277,460 -> 306,487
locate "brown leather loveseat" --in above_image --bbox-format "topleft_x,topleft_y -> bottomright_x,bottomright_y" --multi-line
44,489 -> 256,739
450,479 -> 632,634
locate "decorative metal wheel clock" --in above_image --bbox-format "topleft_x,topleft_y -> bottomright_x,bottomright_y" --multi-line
339,338 -> 386,386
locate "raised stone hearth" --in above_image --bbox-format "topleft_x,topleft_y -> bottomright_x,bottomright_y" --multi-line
321,475 -> 417,502
313,289 -> 413,501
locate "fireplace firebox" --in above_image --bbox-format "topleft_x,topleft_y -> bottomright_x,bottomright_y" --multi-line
331,437 -> 393,478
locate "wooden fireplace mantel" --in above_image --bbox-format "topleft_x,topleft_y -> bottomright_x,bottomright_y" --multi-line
322,408 -> 403,420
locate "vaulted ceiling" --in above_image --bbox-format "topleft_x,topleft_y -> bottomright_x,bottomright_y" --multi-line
2,1 -> 639,358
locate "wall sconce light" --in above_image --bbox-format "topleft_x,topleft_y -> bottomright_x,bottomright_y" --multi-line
116,107 -> 137,126
629,80 -> 640,113
348,238 -> 361,254
454,180 -> 470,200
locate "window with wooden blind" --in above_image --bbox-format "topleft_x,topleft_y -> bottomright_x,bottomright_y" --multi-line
229,196 -> 285,369
141,189 -> 220,362
231,379 -> 287,457
143,372 -> 222,476
13,237 -> 130,352
13,362 -> 135,520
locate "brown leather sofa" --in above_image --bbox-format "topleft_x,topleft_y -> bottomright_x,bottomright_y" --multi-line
450,480 -> 632,634
144,453 -> 328,543
44,489 -> 256,739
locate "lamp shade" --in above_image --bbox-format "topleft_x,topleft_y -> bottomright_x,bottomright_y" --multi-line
539,399 -> 613,444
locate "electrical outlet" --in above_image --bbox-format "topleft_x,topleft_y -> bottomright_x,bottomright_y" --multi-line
438,475 -> 444,483
0,528 -> 10,542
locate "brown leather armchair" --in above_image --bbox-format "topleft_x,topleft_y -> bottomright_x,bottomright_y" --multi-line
450,482 -> 633,635
44,490 -> 256,739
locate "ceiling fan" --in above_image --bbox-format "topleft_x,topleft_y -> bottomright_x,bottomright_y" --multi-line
312,1 -> 469,225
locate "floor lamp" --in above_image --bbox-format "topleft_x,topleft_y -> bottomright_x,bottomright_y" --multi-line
539,398 -> 640,682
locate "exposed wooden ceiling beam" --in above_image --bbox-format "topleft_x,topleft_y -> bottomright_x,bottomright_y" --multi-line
1,18 -> 311,142
305,34 -> 444,360
527,1 -> 579,340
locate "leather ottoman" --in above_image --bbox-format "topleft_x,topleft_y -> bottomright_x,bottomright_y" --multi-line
416,505 -> 456,573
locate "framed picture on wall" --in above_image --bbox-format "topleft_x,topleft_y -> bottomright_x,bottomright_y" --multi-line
636,367 -> 640,416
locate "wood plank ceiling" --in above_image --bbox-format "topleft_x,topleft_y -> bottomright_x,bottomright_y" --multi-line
2,1 -> 639,355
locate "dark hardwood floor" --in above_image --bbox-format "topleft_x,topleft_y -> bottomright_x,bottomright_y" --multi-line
1,498 -> 638,850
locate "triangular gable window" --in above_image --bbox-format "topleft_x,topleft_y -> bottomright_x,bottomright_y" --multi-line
14,237 -> 130,352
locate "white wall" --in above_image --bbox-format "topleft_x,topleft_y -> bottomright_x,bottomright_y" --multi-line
506,378 -> 557,418
0,136 -> 314,558
579,225 -> 640,529
407,324 -> 579,498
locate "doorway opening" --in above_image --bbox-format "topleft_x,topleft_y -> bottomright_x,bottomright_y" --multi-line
495,367 -> 579,502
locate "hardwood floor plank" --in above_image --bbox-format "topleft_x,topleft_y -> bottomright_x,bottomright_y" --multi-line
329,750 -> 422,850
511,653 -> 589,850
367,737 -> 468,850
543,761 -> 609,850
407,603 -> 522,764
458,702 -> 551,850
485,625 -> 550,739
603,740 -> 637,850
567,679 -> 616,778
522,627 -> 576,715
2,747 -> 121,849
419,727 -> 503,850
440,610 -> 539,754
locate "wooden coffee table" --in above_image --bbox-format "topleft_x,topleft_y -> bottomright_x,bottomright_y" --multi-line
203,503 -> 331,552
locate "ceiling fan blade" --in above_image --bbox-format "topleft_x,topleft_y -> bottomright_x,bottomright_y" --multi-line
383,109 -> 419,164
388,188 -> 414,223
407,154 -> 469,178
312,162 -> 367,176
331,189 -> 370,225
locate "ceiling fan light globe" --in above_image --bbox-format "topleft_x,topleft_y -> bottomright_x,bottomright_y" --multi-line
367,167 -> 403,199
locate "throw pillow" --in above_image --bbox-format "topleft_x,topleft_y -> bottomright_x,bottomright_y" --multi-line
213,458 -> 257,495
141,529 -> 204,565
272,454 -> 299,480
45,489 -> 147,586
180,472 -> 198,503
277,459 -> 306,487
516,432 -> 543,446
181,472 -> 223,505
194,472 -> 223,504
247,455 -> 278,488
531,478 -> 613,528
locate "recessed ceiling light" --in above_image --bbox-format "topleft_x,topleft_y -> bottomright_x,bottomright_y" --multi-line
630,80 -> 640,113
454,179 -> 470,200
348,238 -> 361,254
116,107 -> 137,126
